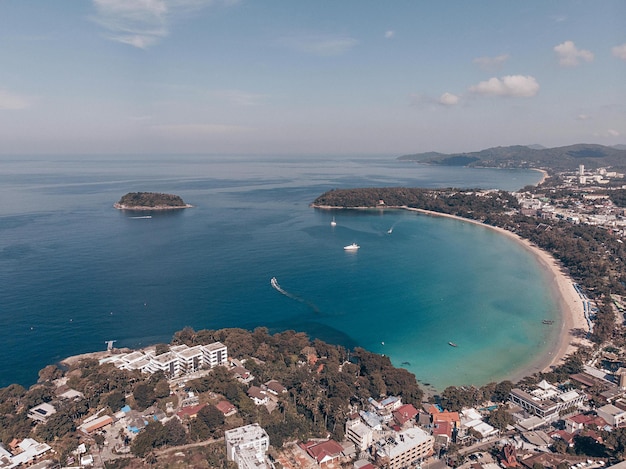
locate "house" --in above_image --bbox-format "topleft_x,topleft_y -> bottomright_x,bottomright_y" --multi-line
393,404 -> 418,426
231,366 -> 254,383
216,400 -> 237,417
27,403 -> 56,422
247,386 -> 269,405
301,439 -> 344,465
176,403 -> 206,420
565,413 -> 607,433
264,379 -> 287,395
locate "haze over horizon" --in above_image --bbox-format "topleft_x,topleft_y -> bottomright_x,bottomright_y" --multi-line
1,1 -> 624,156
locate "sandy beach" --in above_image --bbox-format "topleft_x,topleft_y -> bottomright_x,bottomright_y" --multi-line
404,207 -> 592,381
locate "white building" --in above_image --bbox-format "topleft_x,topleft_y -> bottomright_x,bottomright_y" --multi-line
203,341 -> 228,368
225,423 -> 270,469
509,380 -> 586,421
596,404 -> 626,427
346,417 -> 374,451
105,341 -> 228,378
375,427 -> 433,469
171,344 -> 204,373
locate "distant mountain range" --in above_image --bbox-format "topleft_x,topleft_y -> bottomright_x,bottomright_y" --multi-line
398,144 -> 626,173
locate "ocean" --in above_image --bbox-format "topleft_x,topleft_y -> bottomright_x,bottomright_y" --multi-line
0,154 -> 558,391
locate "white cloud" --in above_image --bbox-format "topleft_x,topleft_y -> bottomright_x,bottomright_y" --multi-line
384,30 -> 395,39
608,129 -> 620,137
278,34 -> 358,56
576,114 -> 591,120
151,123 -> 248,135
469,75 -> 539,98
91,0 -> 227,48
472,53 -> 510,71
612,43 -> 626,61
554,40 -> 594,67
438,92 -> 460,106
0,88 -> 31,110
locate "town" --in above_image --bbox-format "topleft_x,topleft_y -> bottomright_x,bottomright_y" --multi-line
5,165 -> 626,469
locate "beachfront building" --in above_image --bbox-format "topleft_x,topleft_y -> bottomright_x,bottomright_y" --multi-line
171,344 -> 204,374
225,423 -> 270,469
203,341 -> 228,367
509,380 -> 587,421
103,341 -> 228,378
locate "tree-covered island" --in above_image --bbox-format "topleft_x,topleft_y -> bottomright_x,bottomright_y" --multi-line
114,192 -> 192,210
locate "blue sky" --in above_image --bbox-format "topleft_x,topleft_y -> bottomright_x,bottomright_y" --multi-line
0,1 -> 624,155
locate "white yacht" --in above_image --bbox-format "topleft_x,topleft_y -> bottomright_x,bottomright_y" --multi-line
343,243 -> 359,251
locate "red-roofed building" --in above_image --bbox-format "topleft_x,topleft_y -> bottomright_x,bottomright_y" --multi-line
215,400 -> 237,417
433,411 -> 460,428
300,440 -> 344,465
176,403 -> 206,420
432,420 -> 453,445
393,404 -> 418,426
565,413 -> 607,433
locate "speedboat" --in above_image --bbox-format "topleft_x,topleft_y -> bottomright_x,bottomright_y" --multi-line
344,243 -> 359,251
331,217 -> 337,227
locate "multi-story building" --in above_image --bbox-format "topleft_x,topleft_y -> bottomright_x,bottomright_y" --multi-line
225,423 -> 270,469
105,341 -> 228,378
375,427 -> 433,469
147,351 -> 180,377
203,341 -> 228,368
509,380 -> 586,421
171,344 -> 204,374
345,417 -> 374,451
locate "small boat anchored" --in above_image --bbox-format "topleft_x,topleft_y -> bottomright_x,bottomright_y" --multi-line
331,217 -> 337,227
344,243 -> 360,251
448,342 -> 458,347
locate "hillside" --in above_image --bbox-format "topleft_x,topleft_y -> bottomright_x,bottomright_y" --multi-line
398,144 -> 626,173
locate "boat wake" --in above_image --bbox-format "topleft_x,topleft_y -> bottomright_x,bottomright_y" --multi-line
270,277 -> 321,314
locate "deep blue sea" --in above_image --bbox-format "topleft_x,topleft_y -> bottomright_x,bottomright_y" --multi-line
0,154 -> 559,391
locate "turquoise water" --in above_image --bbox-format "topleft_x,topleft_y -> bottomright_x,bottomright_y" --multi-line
0,154 -> 557,390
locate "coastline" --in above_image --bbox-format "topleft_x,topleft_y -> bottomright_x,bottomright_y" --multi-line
113,203 -> 193,210
312,203 -> 591,383
403,207 -> 591,381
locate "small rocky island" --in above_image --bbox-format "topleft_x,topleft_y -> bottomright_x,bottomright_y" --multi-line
114,192 -> 192,210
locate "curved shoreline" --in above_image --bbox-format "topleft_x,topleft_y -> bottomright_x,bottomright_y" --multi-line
314,203 -> 591,383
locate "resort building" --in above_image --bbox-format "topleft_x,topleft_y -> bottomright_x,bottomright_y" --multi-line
374,427 -> 434,469
225,423 -> 270,469
171,344 -> 204,373
104,341 -> 228,378
203,341 -> 228,368
508,380 -> 587,421
148,351 -> 180,376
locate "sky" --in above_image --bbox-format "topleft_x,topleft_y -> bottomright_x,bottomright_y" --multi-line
0,1 -> 625,156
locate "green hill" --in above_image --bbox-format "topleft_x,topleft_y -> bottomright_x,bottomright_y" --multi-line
398,144 -> 626,173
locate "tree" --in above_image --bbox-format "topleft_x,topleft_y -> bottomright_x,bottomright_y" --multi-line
197,405 -> 225,431
133,383 -> 155,409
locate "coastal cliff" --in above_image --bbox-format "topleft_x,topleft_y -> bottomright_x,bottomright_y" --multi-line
114,192 -> 192,210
